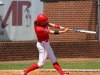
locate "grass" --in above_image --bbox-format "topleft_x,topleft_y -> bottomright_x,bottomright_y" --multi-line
0,63 -> 33,70
42,62 -> 100,69
0,60 -> 100,70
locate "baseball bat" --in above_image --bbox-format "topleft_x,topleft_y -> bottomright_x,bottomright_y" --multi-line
69,29 -> 96,34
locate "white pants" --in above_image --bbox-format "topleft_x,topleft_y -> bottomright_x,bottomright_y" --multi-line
36,41 -> 57,68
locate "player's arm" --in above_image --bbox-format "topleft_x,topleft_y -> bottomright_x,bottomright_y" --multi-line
49,28 -> 69,34
48,23 -> 65,30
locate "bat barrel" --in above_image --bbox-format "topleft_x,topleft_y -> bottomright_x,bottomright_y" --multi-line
69,29 -> 96,34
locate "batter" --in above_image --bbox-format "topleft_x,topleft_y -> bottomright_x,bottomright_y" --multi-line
21,14 -> 69,75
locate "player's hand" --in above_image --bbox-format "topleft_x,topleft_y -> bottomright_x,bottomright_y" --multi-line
64,28 -> 69,32
60,26 -> 65,30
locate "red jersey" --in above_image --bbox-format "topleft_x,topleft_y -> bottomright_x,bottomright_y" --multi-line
34,23 -> 50,42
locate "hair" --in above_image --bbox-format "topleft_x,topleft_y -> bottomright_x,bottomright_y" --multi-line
34,20 -> 41,26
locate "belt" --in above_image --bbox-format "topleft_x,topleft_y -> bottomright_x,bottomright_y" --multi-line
38,40 -> 48,43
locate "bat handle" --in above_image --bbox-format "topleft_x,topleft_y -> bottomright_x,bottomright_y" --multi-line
69,29 -> 80,32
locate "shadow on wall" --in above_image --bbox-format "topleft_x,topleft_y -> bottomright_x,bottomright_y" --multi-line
86,0 -> 97,40
0,15 -> 11,42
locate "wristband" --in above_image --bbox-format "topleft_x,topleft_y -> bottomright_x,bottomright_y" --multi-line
54,30 -> 59,34
55,24 -> 60,29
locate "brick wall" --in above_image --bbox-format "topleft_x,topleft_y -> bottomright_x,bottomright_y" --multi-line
0,0 -> 99,61
44,0 -> 97,42
0,41 -> 100,61
0,42 -> 38,61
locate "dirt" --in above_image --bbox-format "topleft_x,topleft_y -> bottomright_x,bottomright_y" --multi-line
0,70 -> 100,75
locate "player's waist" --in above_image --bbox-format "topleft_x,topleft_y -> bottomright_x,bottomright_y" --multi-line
38,39 -> 49,43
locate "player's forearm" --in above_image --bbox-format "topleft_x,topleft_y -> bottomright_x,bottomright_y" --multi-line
49,28 -> 69,34
49,23 -> 55,27
49,23 -> 60,28
59,30 -> 66,33
59,28 -> 69,33
49,23 -> 65,29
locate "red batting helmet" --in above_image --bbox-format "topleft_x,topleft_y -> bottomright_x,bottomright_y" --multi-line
36,14 -> 48,25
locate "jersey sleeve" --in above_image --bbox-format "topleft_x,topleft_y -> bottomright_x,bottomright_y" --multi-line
44,29 -> 50,34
